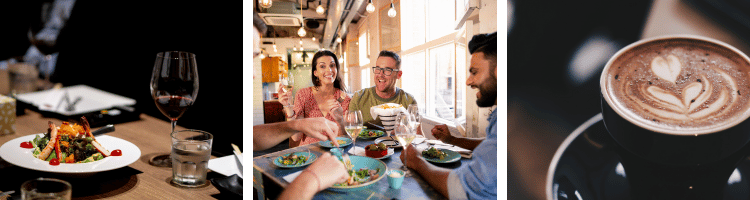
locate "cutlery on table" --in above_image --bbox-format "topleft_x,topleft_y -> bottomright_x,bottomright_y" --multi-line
231,143 -> 243,176
91,124 -> 115,136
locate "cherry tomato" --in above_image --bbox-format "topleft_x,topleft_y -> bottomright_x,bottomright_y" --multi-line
20,142 -> 34,149
49,159 -> 60,166
111,149 -> 122,156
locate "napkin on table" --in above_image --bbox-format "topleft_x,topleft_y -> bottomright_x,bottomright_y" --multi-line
208,155 -> 243,179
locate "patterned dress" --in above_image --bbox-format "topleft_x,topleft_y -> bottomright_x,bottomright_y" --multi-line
292,87 -> 351,146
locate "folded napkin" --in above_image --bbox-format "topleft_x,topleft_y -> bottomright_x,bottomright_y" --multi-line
208,155 -> 243,179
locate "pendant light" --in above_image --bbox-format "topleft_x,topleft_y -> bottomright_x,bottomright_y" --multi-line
366,0 -> 375,13
387,2 -> 397,18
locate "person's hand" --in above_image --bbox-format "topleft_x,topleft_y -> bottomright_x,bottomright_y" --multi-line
305,152 -> 350,191
320,99 -> 344,122
293,117 -> 339,144
277,84 -> 293,106
432,124 -> 455,144
399,143 -> 422,169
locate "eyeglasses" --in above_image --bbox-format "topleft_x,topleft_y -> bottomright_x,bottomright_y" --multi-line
372,67 -> 400,76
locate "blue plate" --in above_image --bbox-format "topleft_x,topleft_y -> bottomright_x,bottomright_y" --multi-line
422,149 -> 461,164
358,129 -> 385,139
328,156 -> 388,192
273,151 -> 316,168
319,137 -> 352,148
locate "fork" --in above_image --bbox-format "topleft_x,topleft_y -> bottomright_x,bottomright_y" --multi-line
322,114 -> 352,171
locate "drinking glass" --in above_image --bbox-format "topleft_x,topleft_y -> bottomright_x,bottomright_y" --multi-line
280,73 -> 295,107
21,178 -> 72,200
150,51 -> 199,167
407,105 -> 421,135
343,110 -> 364,154
171,129 -> 213,187
394,112 -> 415,176
28,0 -> 65,90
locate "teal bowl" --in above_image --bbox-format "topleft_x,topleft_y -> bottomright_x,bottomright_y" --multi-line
328,156 -> 388,192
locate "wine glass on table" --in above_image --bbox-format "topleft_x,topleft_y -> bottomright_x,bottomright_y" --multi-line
150,51 -> 199,167
407,105 -> 421,136
343,110 -> 364,154
395,112 -> 416,176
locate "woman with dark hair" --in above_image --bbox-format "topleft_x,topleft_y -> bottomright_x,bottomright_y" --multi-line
279,50 -> 350,147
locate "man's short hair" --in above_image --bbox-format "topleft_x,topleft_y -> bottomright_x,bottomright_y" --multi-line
468,32 -> 497,68
253,10 -> 268,34
378,50 -> 401,68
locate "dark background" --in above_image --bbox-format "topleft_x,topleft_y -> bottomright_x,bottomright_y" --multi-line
0,1 -> 242,157
507,0 -> 653,199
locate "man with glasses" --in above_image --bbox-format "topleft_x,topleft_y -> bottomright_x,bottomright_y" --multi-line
349,50 -> 419,134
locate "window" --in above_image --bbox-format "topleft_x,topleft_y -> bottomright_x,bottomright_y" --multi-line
359,31 -> 370,66
401,51 -> 426,106
401,0 -> 467,122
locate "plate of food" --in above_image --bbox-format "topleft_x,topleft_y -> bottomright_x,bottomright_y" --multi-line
318,137 -> 352,148
273,151 -> 316,168
329,155 -> 388,192
421,147 -> 461,164
362,143 -> 394,159
358,129 -> 385,139
0,118 -> 141,174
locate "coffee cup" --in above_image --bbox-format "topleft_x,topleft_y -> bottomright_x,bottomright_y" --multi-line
600,35 -> 750,198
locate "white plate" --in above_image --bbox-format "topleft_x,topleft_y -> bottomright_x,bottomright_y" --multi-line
0,134 -> 141,174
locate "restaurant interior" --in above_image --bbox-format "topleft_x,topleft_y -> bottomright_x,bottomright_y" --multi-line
252,0 -> 498,199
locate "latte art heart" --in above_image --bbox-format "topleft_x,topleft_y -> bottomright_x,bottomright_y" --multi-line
606,39 -> 750,132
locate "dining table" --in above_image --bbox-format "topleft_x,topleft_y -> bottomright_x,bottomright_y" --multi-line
0,109 -> 230,199
253,133 -> 473,200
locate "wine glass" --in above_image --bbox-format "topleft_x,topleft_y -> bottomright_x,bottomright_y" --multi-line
407,105 -> 421,135
28,0 -> 64,90
280,73 -> 295,107
150,51 -> 199,167
343,110 -> 364,154
395,112 -> 415,176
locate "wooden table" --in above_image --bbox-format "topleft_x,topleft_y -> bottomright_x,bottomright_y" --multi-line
253,136 -> 472,200
0,110 -> 224,199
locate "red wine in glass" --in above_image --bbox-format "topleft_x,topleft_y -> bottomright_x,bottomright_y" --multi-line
150,51 -> 198,167
154,96 -> 194,120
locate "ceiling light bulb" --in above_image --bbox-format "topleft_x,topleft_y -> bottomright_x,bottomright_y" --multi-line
336,37 -> 342,43
293,47 -> 297,51
297,27 -> 306,37
299,40 -> 303,45
366,0 -> 375,13
387,3 -> 396,18
316,3 -> 325,15
312,37 -> 316,41
259,0 -> 272,8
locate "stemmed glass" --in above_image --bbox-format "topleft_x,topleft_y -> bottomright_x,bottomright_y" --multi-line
407,105 -> 421,135
150,51 -> 199,167
280,73 -> 295,107
395,112 -> 416,176
28,0 -> 63,89
343,110 -> 364,154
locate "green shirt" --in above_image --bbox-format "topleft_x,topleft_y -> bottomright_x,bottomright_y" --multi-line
348,86 -> 417,123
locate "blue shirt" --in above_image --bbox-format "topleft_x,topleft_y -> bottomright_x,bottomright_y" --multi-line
448,109 -> 497,199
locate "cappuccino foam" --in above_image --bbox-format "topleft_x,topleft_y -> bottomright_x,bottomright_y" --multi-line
605,38 -> 750,133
